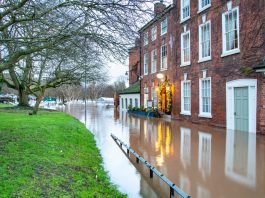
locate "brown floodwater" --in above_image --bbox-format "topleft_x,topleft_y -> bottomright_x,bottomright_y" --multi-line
60,103 -> 265,198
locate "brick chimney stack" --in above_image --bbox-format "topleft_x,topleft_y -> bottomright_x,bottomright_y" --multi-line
154,0 -> 166,16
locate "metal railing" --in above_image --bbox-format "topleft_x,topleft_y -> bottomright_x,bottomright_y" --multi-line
111,134 -> 191,198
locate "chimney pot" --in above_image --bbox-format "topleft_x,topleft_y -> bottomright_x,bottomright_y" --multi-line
154,1 -> 166,16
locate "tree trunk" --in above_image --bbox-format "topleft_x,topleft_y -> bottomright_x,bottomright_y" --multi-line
18,88 -> 29,106
32,96 -> 42,115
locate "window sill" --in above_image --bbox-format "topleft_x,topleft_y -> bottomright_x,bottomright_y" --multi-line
161,32 -> 167,36
198,57 -> 211,63
180,16 -> 191,24
151,71 -> 157,74
198,113 -> 212,118
180,62 -> 191,67
221,49 -> 240,57
144,73 -> 148,76
197,4 -> 211,14
160,68 -> 167,71
181,112 -> 191,116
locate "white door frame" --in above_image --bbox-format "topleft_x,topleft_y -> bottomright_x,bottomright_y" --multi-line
226,79 -> 257,133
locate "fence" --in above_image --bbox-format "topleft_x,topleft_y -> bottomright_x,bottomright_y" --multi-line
111,134 -> 191,198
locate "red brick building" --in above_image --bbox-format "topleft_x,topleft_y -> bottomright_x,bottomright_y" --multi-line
128,39 -> 140,85
133,0 -> 265,133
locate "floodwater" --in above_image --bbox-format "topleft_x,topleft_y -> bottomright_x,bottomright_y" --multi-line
60,103 -> 265,198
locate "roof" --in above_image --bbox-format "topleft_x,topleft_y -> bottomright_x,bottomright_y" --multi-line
119,81 -> 140,95
138,5 -> 174,33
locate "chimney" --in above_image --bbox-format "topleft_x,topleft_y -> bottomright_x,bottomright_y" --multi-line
154,0 -> 166,16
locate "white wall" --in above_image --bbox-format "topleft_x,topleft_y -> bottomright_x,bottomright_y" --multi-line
119,93 -> 140,111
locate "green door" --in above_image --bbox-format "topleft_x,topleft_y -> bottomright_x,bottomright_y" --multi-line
234,87 -> 249,132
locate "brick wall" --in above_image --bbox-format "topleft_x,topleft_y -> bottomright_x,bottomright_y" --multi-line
137,0 -> 265,132
128,46 -> 140,85
173,0 -> 265,129
140,7 -> 177,106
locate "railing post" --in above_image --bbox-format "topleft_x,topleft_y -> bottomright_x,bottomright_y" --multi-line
111,134 -> 190,198
150,169 -> 153,178
170,187 -> 174,198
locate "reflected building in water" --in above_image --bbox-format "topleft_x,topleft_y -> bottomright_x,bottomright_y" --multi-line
126,113 -> 264,198
225,130 -> 256,187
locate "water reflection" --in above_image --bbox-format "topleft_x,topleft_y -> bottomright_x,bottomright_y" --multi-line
225,130 -> 256,187
198,132 -> 212,179
60,103 -> 265,198
180,127 -> 191,168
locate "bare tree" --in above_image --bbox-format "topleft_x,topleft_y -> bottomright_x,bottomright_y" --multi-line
0,0 -> 153,113
0,0 -> 153,72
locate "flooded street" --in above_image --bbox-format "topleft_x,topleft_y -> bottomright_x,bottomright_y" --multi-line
61,103 -> 265,198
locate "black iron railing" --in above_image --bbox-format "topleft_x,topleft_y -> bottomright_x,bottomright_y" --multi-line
111,134 -> 191,198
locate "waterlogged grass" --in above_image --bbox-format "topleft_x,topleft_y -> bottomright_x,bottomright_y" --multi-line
0,108 -> 125,197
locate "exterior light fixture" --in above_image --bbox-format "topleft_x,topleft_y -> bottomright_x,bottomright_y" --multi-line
156,73 -> 164,79
125,71 -> 128,75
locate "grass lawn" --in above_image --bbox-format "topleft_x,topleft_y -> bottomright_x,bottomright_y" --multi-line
0,108 -> 125,197
0,103 -> 14,108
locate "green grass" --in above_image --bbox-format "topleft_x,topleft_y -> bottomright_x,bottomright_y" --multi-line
0,103 -> 14,108
0,108 -> 125,198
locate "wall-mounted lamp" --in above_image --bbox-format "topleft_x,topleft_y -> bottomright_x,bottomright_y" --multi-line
156,73 -> 164,79
125,71 -> 128,76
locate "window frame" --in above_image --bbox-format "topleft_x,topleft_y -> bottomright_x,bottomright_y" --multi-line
160,44 -> 167,70
151,49 -> 157,73
161,18 -> 167,36
125,98 -> 128,109
198,0 -> 211,13
181,30 -> 191,66
199,77 -> 212,118
151,26 -> 157,41
198,21 -> 211,62
144,52 -> 148,75
152,87 -> 157,107
180,0 -> 190,22
221,6 -> 240,57
135,98 -> 138,108
181,80 -> 191,115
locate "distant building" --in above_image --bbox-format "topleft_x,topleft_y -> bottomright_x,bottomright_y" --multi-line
119,81 -> 140,111
129,0 -> 265,133
97,97 -> 114,105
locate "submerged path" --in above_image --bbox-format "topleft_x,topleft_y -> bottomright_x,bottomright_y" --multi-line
62,103 -> 265,198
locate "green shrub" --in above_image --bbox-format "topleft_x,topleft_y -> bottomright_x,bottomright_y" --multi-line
128,104 -> 133,110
